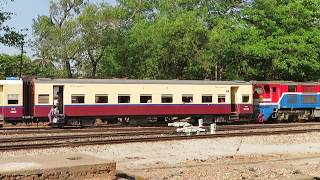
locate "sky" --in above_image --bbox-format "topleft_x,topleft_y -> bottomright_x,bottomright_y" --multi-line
0,0 -> 116,58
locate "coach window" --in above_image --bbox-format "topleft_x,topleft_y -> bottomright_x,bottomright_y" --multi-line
71,95 -> 85,104
8,94 -> 18,104
95,94 -> 108,103
161,95 -> 173,103
118,95 -> 130,103
242,95 -> 250,103
140,95 -> 152,103
272,87 -> 277,92
202,95 -> 212,103
182,95 -> 193,103
218,95 -> 226,103
38,94 -> 49,104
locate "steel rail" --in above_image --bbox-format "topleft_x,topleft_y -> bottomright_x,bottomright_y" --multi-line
1,128 -> 319,151
0,130 -> 174,143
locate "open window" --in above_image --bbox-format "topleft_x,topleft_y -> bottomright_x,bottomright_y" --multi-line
8,94 -> 18,104
118,95 -> 130,103
140,95 -> 152,103
218,95 -> 226,103
182,95 -> 193,103
242,95 -> 249,103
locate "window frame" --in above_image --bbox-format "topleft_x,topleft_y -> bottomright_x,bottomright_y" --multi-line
7,94 -> 19,105
242,95 -> 250,103
302,95 -> 317,104
38,94 -> 49,104
264,85 -> 270,94
202,95 -> 213,103
71,94 -> 85,104
118,94 -> 131,104
140,94 -> 152,103
161,94 -> 173,103
182,94 -> 193,103
95,94 -> 108,104
218,95 -> 226,103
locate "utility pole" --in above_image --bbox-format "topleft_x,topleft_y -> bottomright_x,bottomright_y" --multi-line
19,41 -> 24,78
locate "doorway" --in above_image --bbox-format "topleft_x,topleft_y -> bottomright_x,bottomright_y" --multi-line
231,87 -> 238,112
53,86 -> 64,114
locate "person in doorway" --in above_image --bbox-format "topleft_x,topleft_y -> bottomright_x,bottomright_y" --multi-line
54,95 -> 59,107
48,105 -> 57,125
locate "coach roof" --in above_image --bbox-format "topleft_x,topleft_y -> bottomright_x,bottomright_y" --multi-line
35,78 -> 251,85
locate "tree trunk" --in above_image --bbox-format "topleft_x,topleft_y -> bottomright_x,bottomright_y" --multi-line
91,61 -> 98,78
65,60 -> 72,78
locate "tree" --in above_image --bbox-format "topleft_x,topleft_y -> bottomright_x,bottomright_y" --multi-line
77,4 -> 119,78
33,0 -> 84,78
241,0 -> 320,81
0,0 -> 24,47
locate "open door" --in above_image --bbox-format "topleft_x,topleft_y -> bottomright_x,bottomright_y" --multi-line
0,85 -> 3,127
231,87 -> 238,112
53,86 -> 64,113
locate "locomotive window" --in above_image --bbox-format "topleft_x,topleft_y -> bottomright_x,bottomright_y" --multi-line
95,95 -> 108,103
38,94 -> 49,104
161,95 -> 173,103
272,87 -> 277,92
140,95 -> 152,103
264,85 -> 270,94
288,85 -> 296,92
303,95 -> 317,104
118,95 -> 130,103
255,86 -> 263,95
242,95 -> 249,103
287,94 -> 297,104
182,95 -> 193,103
202,95 -> 212,103
218,95 -> 226,103
71,95 -> 85,104
8,94 -> 18,104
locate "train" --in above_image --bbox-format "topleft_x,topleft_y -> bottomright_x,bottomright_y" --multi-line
0,78 -> 320,127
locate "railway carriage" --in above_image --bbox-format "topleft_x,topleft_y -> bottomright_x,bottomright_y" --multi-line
0,80 -> 24,127
253,81 -> 320,122
32,79 -> 253,125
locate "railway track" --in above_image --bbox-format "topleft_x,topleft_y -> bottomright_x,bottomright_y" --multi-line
1,122 -> 320,134
1,128 -> 320,152
0,126 -> 175,135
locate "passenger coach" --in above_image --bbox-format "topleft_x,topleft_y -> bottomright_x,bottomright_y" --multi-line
0,78 -> 253,126
32,79 -> 253,124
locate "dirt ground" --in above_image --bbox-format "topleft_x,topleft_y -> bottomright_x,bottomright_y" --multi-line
1,132 -> 320,179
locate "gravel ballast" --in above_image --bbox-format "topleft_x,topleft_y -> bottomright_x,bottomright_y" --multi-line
1,132 -> 320,179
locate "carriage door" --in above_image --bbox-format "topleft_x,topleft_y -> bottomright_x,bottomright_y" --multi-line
270,84 -> 280,102
0,85 -> 3,122
231,87 -> 239,112
53,86 -> 64,114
